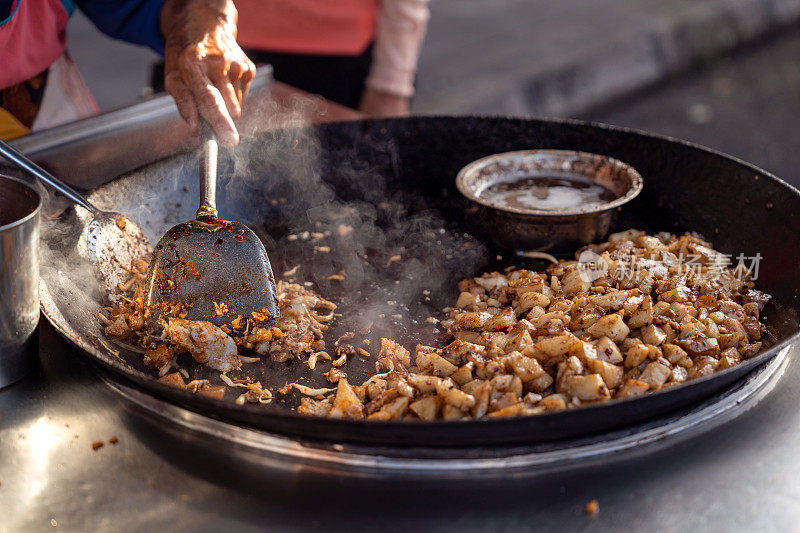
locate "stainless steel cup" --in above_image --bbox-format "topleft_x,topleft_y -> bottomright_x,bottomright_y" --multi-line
0,175 -> 41,388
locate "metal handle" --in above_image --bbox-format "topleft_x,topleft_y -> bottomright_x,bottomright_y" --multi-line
0,139 -> 97,214
196,121 -> 218,220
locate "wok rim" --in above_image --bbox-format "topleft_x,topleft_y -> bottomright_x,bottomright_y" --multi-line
39,114 -> 800,444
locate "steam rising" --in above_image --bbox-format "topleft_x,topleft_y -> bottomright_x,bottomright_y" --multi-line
37,182 -> 110,348
224,97 -> 487,347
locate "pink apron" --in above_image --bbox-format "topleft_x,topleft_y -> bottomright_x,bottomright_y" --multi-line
0,0 -> 98,139
0,0 -> 70,89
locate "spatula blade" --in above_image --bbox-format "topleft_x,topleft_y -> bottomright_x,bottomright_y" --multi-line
144,219 -> 279,330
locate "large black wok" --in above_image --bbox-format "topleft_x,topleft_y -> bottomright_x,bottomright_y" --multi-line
39,116 -> 800,446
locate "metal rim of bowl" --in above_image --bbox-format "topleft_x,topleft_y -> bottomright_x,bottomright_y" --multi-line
0,174 -> 42,232
455,149 -> 644,217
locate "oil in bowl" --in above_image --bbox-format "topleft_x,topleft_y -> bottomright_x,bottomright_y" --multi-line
478,174 -> 619,212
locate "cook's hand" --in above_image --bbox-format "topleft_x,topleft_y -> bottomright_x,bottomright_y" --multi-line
358,88 -> 411,117
160,0 -> 255,145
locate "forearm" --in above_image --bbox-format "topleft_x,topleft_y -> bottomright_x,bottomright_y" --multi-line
365,0 -> 431,98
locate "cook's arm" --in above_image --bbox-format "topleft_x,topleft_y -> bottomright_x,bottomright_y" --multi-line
361,0 -> 431,117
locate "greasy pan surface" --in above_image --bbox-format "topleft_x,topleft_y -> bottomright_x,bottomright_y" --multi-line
40,117 -> 800,446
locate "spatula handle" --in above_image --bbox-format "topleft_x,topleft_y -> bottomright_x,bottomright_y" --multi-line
197,120 -> 218,220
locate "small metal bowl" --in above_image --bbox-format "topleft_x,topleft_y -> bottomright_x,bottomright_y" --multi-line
456,149 -> 643,252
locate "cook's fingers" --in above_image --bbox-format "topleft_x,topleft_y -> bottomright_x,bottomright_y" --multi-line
198,84 -> 239,146
164,72 -> 199,136
239,58 -> 256,101
233,81 -> 243,111
227,60 -> 243,82
226,61 -> 245,110
203,55 -> 241,119
210,71 -> 241,119
184,64 -> 239,146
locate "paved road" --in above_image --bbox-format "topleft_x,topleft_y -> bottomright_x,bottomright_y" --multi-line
582,27 -> 800,187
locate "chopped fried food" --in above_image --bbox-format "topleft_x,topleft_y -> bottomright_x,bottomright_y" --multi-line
334,332 -> 355,346
235,381 -> 273,405
104,314 -> 131,339
291,231 -> 771,421
335,344 -> 356,359
379,338 -> 411,370
107,277 -> 334,372
158,372 -> 186,389
262,282 -> 336,362
298,396 -> 333,416
143,344 -> 172,369
329,379 -> 364,419
325,368 -> 347,383
105,229 -> 770,421
184,379 -> 226,400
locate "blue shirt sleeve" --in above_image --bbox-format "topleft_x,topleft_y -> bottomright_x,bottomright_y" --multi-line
75,0 -> 166,55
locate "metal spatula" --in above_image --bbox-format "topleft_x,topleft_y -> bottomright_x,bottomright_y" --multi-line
0,139 -> 151,302
143,123 -> 279,331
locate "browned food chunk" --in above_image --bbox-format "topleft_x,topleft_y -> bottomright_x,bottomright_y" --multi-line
143,344 -> 172,369
158,372 -> 186,389
328,379 -> 364,419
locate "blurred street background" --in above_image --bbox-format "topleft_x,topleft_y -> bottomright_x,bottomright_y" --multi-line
67,0 -> 800,185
